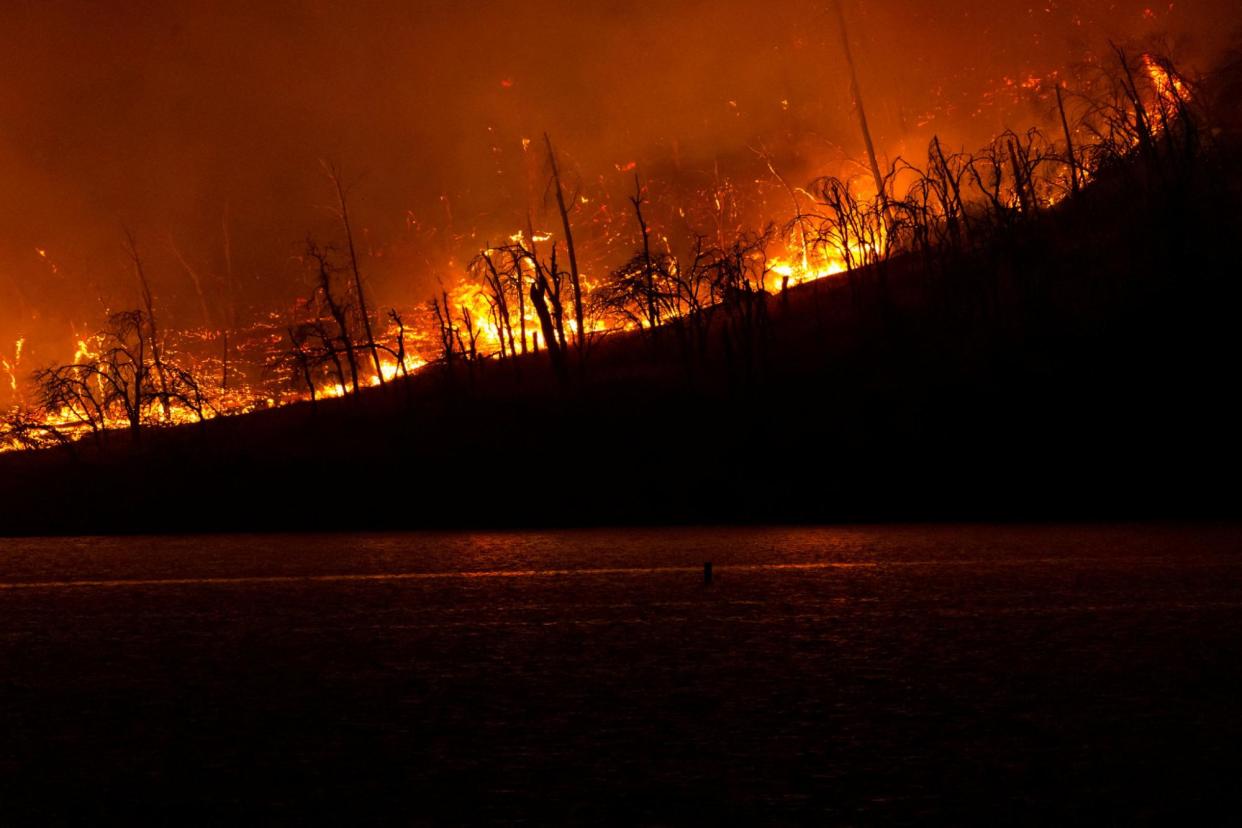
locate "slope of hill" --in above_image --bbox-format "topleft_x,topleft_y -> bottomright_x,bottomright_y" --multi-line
3,120 -> 1241,535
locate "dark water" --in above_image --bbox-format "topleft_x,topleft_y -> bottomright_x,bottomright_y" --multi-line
2,525 -> 1241,823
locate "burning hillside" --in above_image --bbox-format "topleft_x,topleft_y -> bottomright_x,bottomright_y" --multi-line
0,26 -> 1219,452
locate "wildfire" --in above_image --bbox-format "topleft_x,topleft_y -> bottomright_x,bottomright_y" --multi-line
0,44 -> 1210,454
1,339 -> 24,396
1143,54 -> 1190,106
769,254 -> 846,291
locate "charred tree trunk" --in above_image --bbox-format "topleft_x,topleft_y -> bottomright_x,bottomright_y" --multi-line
530,276 -> 566,384
1111,43 -> 1158,174
287,327 -> 319,404
525,216 -> 568,354
125,231 -> 171,423
130,329 -> 146,438
548,242 -> 568,353
1007,137 -> 1034,215
1055,83 -> 1080,197
326,163 -> 385,386
389,309 -> 410,379
480,252 -> 517,360
321,330 -> 349,396
504,244 -> 530,357
516,256 -> 528,356
832,0 -> 888,217
629,173 -> 659,331
309,243 -> 360,395
545,134 -> 586,355
929,135 -> 967,246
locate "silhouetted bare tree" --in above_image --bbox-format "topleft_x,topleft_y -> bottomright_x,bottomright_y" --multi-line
32,309 -> 212,441
305,240 -> 361,395
471,249 -> 519,360
544,134 -> 586,355
323,161 -> 385,386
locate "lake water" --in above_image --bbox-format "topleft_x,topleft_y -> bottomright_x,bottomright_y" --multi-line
2,524 -> 1241,822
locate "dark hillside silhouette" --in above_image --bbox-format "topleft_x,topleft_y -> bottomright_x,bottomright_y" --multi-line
1,49 -> 1240,535
1,134 -> 1239,533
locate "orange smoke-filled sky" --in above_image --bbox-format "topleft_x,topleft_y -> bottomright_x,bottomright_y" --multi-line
0,0 -> 1237,364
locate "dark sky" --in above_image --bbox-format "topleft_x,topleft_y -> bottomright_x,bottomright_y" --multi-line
0,0 -> 1236,357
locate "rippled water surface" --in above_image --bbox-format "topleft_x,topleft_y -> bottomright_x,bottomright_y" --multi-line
3,525 -> 1241,822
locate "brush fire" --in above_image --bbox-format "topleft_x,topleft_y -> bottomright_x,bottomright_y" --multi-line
0,0 -> 1219,451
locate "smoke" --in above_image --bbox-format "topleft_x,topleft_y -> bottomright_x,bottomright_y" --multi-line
0,0 -> 1236,387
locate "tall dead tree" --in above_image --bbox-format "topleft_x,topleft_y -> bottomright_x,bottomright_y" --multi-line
284,325 -> 321,403
629,173 -> 660,330
33,306 -> 213,443
522,229 -> 568,384
472,249 -> 518,360
323,161 -> 385,386
758,149 -> 812,290
1055,82 -> 1081,196
456,305 -> 480,363
1111,44 -> 1154,153
430,291 -> 458,372
167,235 -> 214,330
544,134 -> 586,354
832,0 -> 889,216
524,214 -> 568,352
547,243 -> 568,352
500,244 -> 530,355
95,310 -> 148,438
1006,134 -> 1035,215
124,230 -> 171,422
387,309 -> 410,379
927,135 -> 969,246
221,203 -> 236,391
529,275 -> 562,375
306,241 -> 360,395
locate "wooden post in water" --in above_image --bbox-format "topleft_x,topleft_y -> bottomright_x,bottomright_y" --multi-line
704,561 -> 713,586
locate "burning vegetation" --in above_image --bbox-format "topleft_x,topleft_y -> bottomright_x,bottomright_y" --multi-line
0,38 -> 1224,452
